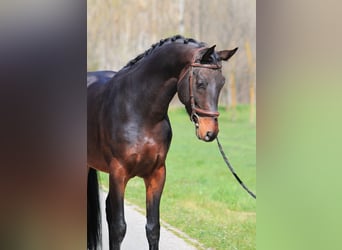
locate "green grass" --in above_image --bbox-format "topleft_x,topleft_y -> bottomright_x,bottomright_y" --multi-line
99,105 -> 256,249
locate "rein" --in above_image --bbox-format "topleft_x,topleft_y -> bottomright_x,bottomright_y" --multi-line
177,56 -> 256,199
216,137 -> 256,199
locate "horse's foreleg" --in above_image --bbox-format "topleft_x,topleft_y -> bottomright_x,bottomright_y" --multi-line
144,165 -> 166,250
106,164 -> 128,250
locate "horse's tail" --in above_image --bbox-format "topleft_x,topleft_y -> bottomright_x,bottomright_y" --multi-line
87,168 -> 101,250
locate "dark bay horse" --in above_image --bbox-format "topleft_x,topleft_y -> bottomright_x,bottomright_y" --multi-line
87,35 -> 237,250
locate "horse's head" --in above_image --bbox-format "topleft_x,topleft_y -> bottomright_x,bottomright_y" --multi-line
177,45 -> 238,142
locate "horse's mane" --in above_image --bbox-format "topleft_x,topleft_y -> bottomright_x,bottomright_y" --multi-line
122,35 -> 206,70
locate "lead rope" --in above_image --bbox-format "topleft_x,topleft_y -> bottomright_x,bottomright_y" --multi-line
216,137 -> 256,199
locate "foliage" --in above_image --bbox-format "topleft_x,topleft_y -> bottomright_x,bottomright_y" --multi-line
87,0 -> 255,104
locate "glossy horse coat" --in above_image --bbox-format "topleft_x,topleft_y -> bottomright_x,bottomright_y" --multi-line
87,35 -> 237,250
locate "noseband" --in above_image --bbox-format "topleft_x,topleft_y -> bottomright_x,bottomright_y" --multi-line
178,62 -> 222,123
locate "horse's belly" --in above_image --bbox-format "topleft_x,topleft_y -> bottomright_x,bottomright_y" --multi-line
87,153 -> 111,173
87,133 -> 110,172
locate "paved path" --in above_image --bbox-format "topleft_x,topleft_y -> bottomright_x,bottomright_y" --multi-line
99,190 -> 200,250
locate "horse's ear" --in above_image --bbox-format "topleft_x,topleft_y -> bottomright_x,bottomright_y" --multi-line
217,47 -> 238,61
199,45 -> 216,63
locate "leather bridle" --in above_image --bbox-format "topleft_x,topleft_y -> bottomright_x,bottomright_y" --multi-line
178,62 -> 222,123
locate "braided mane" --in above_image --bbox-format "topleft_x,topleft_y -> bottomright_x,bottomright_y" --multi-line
122,35 -> 206,70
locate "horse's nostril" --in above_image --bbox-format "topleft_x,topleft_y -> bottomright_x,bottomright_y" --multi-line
205,131 -> 214,141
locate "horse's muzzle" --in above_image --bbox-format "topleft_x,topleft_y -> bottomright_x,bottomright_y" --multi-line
193,116 -> 219,142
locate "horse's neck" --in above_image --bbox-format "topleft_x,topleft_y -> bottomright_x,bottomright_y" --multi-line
136,47 -> 194,120
116,46 -> 194,122
127,72 -> 177,123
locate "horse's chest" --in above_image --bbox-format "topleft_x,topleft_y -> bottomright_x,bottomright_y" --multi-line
121,136 -> 166,177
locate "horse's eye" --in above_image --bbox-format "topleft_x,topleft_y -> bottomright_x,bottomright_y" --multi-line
197,81 -> 206,89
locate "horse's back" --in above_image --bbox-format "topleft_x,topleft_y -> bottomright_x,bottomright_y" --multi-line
87,70 -> 116,87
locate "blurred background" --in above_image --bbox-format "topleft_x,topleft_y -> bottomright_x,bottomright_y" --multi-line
87,0 -> 256,112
